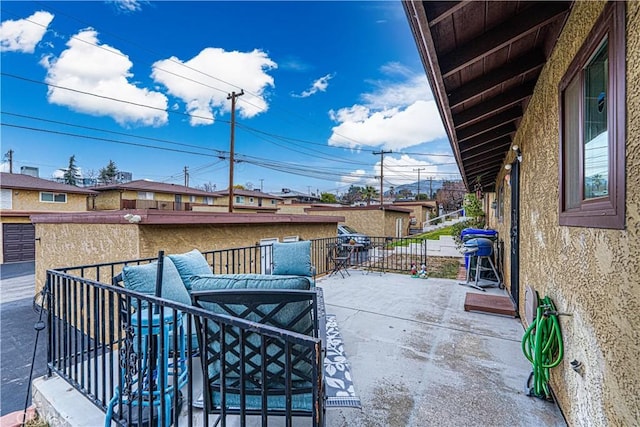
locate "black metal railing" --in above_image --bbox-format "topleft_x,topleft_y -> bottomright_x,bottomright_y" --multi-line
46,269 -> 323,426
45,236 -> 434,425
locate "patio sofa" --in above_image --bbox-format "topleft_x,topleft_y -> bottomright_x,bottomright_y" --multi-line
113,242 -> 326,426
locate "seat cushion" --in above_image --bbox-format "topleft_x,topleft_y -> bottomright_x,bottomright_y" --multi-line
271,241 -> 312,276
122,257 -> 191,307
167,249 -> 212,290
190,273 -> 311,292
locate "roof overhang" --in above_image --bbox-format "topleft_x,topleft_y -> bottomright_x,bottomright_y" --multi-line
403,1 -> 572,191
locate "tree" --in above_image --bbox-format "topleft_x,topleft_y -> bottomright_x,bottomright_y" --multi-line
99,160 -> 118,184
342,185 -> 364,205
463,193 -> 484,220
416,193 -> 429,201
436,180 -> 466,211
320,192 -> 337,203
196,181 -> 216,192
63,155 -> 79,186
361,185 -> 379,205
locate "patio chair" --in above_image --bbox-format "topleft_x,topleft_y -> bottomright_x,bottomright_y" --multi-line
191,287 -> 326,427
327,242 -> 351,278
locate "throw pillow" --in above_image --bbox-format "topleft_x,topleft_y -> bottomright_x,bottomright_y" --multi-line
271,240 -> 312,277
168,249 -> 212,290
122,256 -> 192,307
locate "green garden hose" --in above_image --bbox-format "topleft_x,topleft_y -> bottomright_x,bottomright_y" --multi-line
521,295 -> 564,401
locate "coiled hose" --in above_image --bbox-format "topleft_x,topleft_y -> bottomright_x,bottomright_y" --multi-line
521,295 -> 564,401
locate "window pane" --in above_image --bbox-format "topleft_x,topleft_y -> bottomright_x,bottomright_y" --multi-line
41,192 -> 53,202
584,40 -> 608,199
564,76 -> 581,209
53,193 -> 66,202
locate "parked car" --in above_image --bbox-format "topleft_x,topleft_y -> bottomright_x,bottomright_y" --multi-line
337,224 -> 371,248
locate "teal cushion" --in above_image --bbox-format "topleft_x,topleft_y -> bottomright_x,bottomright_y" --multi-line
167,249 -> 211,290
190,273 -> 311,292
191,274 -> 314,383
208,385 -> 313,411
122,257 -> 191,307
271,241 -> 312,277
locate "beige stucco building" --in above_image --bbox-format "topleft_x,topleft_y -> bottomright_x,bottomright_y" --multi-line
306,205 -> 412,238
0,172 -> 96,263
31,210 -> 342,294
407,0 -> 640,424
92,179 -> 218,211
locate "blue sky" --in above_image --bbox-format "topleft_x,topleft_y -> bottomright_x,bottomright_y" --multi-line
1,0 -> 458,195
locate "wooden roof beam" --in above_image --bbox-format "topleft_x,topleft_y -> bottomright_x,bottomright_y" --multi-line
440,1 -> 571,78
459,124 -> 516,152
464,160 -> 504,178
425,1 -> 466,27
456,106 -> 522,142
448,50 -> 546,108
460,136 -> 512,159
453,81 -> 535,128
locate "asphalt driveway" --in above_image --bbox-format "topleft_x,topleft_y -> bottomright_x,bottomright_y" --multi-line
0,262 -> 48,416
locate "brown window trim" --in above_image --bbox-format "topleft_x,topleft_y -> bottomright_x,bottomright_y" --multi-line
558,1 -> 626,230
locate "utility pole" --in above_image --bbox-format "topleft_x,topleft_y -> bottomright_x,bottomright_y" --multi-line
184,166 -> 189,187
4,149 -> 13,173
429,176 -> 433,199
413,168 -> 425,199
373,150 -> 392,206
227,89 -> 244,213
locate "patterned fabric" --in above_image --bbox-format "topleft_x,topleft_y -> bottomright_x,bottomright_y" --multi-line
324,315 -> 361,408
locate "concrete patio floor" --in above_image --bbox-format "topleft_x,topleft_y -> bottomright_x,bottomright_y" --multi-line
32,267 -> 567,426
317,269 -> 566,427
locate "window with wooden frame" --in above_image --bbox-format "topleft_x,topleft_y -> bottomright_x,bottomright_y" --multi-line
559,2 -> 625,229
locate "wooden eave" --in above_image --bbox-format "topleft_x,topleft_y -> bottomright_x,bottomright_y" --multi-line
403,1 -> 572,191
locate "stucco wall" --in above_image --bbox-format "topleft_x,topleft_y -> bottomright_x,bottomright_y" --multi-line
35,223 -> 140,293
309,208 -> 410,237
94,191 -> 121,210
490,2 -> 640,424
9,189 -> 88,211
137,223 -> 335,258
35,221 -> 336,295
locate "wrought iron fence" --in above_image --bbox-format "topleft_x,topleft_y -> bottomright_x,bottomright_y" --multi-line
45,269 -> 323,426
44,235 -> 432,425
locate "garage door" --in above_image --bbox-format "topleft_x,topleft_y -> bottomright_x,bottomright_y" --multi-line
3,223 -> 35,263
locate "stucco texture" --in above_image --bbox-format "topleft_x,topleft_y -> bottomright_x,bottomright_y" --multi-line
309,208 -> 409,237
9,190 -> 89,211
490,2 -> 640,424
35,221 -> 335,294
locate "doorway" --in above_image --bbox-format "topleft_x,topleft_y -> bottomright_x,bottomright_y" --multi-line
509,160 -> 521,313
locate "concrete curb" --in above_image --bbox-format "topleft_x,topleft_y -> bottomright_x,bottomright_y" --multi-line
0,406 -> 36,427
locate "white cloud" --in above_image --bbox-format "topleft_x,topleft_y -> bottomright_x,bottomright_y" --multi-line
0,11 -> 54,53
292,73 -> 334,98
152,48 -> 276,126
108,0 -> 144,13
327,67 -> 443,150
338,153 -> 454,188
40,29 -> 168,127
329,100 -> 445,150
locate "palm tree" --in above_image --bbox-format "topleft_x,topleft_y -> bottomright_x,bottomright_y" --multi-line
362,185 -> 379,206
